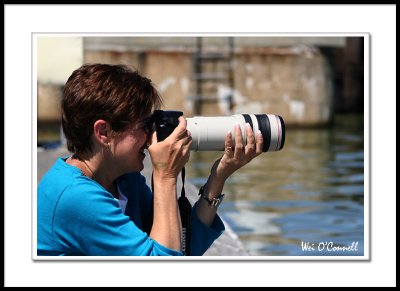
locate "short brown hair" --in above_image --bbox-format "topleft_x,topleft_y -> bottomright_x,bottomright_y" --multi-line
62,63 -> 162,153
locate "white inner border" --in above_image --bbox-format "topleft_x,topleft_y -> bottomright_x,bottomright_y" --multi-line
5,4 -> 395,287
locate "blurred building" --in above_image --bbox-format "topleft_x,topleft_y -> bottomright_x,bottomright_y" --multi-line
37,36 -> 364,143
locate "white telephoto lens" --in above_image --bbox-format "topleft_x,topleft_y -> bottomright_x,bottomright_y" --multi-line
186,114 -> 285,152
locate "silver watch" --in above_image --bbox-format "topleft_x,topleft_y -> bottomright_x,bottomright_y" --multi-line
198,185 -> 225,208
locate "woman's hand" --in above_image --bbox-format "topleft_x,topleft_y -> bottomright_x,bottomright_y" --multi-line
195,123 -> 263,227
147,116 -> 191,252
211,123 -> 263,181
147,116 -> 192,180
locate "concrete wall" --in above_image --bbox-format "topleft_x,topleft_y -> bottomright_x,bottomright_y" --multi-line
37,36 -> 353,142
232,47 -> 333,126
83,36 -> 346,51
84,40 -> 337,126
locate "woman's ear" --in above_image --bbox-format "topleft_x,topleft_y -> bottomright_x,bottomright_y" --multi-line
93,120 -> 112,146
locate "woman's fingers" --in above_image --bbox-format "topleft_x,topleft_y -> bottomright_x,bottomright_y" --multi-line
215,123 -> 265,180
148,131 -> 158,148
224,130 -> 234,158
228,123 -> 264,164
182,130 -> 192,146
245,123 -> 256,157
255,130 -> 263,156
148,116 -> 193,173
233,123 -> 244,160
169,116 -> 188,141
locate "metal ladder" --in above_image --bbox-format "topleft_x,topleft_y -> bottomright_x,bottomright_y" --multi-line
190,37 -> 235,115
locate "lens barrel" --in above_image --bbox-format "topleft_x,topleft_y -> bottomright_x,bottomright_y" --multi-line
186,114 -> 285,152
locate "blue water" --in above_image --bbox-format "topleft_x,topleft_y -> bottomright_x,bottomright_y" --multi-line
185,115 -> 365,256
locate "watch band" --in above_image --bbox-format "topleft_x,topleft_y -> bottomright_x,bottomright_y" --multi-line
198,185 -> 225,208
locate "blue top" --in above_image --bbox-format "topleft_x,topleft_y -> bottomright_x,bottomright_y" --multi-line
37,157 -> 225,256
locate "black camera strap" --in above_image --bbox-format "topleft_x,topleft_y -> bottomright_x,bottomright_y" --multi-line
151,167 -> 191,256
178,167 -> 192,256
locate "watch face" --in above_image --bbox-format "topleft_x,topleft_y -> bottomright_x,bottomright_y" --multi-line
199,185 -> 225,208
211,194 -> 224,208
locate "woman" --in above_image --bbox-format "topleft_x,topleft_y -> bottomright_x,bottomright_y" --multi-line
37,63 -> 263,256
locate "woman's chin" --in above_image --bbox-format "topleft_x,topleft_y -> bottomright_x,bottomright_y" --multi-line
137,163 -> 144,172
133,159 -> 145,172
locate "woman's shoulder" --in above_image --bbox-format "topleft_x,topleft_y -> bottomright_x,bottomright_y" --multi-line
57,177 -> 119,214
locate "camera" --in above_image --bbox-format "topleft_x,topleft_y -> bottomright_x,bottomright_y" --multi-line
146,110 -> 285,152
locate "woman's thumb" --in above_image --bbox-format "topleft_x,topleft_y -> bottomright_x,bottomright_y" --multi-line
148,131 -> 158,147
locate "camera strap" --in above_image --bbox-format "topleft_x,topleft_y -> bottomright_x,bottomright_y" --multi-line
178,167 -> 192,256
151,167 -> 191,256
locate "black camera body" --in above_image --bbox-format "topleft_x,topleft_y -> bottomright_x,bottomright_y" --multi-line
148,110 -> 183,141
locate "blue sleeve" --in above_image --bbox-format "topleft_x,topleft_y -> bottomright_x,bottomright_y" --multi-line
114,173 -> 225,256
53,180 -> 183,256
189,201 -> 225,256
135,176 -> 225,256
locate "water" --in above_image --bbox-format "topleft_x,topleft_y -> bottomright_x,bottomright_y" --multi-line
185,115 -> 365,256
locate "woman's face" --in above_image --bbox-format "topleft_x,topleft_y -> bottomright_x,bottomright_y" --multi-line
110,117 -> 151,173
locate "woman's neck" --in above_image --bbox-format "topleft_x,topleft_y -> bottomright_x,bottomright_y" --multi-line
68,153 -> 119,199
